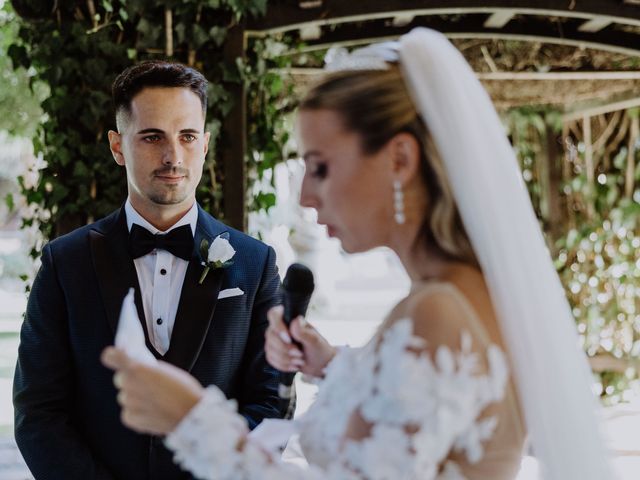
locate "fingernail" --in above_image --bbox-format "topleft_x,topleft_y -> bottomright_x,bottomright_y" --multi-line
298,316 -> 307,327
292,358 -> 305,368
113,372 -> 123,388
279,331 -> 292,344
288,349 -> 303,358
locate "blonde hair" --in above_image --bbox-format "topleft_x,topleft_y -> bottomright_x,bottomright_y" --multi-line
299,66 -> 477,265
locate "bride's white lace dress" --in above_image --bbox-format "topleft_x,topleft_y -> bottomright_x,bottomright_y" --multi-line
165,283 -> 526,479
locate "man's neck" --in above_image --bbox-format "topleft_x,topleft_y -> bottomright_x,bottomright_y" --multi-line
128,199 -> 195,232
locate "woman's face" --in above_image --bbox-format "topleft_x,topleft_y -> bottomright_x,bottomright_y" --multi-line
298,109 -> 394,253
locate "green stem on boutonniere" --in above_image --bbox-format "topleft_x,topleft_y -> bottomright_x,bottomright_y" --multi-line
198,266 -> 210,285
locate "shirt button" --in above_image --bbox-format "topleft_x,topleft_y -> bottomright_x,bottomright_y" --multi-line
156,318 -> 163,325
160,268 -> 167,275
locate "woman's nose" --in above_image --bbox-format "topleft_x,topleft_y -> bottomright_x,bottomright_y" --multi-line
299,175 -> 319,209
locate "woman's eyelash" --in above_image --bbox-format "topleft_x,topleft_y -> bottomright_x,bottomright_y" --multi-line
311,163 -> 328,179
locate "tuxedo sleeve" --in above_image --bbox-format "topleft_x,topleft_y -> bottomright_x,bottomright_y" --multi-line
13,243 -> 116,479
236,245 -> 285,428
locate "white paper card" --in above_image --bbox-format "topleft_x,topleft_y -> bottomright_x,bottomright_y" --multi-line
114,288 -> 156,365
247,418 -> 300,452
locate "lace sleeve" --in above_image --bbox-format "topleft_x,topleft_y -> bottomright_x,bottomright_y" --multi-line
165,319 -> 509,480
339,320 -> 509,479
165,386 -> 330,480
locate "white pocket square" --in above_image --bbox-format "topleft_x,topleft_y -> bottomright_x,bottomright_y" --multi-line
218,287 -> 244,299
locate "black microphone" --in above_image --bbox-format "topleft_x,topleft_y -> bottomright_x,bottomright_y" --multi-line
278,263 -> 314,412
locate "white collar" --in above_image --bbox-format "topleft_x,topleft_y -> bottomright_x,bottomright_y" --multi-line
124,199 -> 198,236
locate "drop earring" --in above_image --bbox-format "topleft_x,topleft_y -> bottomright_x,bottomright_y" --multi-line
393,180 -> 405,225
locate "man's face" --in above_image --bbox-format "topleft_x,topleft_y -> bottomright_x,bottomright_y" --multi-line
108,87 -> 209,213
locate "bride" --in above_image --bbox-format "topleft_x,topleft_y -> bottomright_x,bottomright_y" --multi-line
102,28 -> 613,479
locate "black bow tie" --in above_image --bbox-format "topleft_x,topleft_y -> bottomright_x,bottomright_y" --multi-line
129,223 -> 194,261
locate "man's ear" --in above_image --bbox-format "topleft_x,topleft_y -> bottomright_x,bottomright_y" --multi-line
203,131 -> 210,157
388,132 -> 421,186
108,130 -> 125,166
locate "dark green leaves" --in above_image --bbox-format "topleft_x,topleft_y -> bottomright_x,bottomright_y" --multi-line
9,0 -> 293,250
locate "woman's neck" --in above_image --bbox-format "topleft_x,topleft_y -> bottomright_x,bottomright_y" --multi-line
394,241 -> 452,284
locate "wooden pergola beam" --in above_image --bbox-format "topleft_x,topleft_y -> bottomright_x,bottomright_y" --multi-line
275,12 -> 640,57
483,10 -> 516,29
248,1 -> 640,34
478,72 -> 640,80
285,68 -> 640,81
563,95 -> 640,122
578,17 -> 614,33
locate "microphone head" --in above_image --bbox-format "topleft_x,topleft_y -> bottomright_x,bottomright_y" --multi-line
283,263 -> 314,296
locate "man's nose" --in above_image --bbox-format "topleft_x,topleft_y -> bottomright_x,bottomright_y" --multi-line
162,140 -> 183,166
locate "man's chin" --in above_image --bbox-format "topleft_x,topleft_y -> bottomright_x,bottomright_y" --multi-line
148,192 -> 190,206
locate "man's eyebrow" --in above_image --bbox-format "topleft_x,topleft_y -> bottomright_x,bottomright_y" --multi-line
135,128 -> 202,135
136,128 -> 165,135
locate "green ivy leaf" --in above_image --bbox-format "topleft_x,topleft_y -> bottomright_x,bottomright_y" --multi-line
208,26 -> 226,47
4,193 -> 15,212
254,192 -> 276,211
192,24 -> 209,49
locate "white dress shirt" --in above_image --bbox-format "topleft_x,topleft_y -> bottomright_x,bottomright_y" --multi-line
125,199 -> 198,355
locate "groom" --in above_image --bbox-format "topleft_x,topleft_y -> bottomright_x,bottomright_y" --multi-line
13,61 -> 284,479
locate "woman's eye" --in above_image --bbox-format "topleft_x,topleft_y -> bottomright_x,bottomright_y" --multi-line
310,163 -> 328,179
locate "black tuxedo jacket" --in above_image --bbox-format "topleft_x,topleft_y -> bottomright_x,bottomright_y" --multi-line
13,206 -> 284,479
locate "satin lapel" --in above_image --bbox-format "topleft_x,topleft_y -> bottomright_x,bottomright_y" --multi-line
89,209 -> 160,358
163,213 -> 227,371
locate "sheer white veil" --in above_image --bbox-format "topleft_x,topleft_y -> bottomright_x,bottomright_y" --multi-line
328,27 -> 613,478
401,28 -> 612,480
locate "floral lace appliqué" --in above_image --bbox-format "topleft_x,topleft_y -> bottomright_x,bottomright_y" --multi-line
166,318 -> 509,480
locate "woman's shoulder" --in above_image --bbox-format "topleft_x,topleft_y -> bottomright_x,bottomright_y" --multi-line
389,265 -> 501,352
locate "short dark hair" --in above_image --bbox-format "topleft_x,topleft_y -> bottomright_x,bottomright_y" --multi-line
112,60 -> 208,124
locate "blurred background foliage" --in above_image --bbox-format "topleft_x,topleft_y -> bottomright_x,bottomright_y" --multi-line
0,2 -> 46,139
508,107 -> 640,404
6,0 -> 295,248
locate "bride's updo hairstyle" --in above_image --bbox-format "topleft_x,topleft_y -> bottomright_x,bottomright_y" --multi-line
299,66 -> 477,265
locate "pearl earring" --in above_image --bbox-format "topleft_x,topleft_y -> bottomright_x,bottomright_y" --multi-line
393,180 -> 405,225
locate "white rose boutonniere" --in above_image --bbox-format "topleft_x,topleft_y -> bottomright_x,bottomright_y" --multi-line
198,234 -> 236,284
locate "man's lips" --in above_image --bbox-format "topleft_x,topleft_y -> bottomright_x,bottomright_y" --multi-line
155,174 -> 185,182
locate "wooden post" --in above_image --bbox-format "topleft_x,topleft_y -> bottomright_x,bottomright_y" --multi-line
546,124 -> 563,245
221,24 -> 247,232
561,124 -> 575,229
625,112 -> 639,199
164,8 -> 173,57
583,115 -> 595,219
536,126 -> 550,221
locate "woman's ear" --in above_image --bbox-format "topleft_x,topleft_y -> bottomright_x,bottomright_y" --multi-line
388,132 -> 421,186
